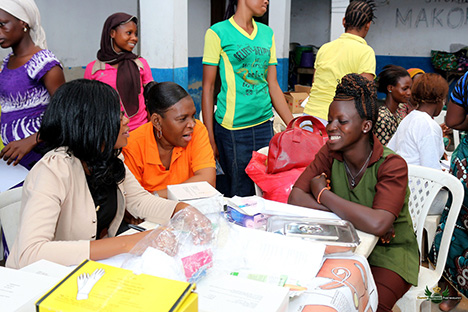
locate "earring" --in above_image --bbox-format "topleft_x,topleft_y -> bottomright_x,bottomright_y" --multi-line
388,90 -> 392,93
23,27 -> 27,32
157,129 -> 162,139
363,130 -> 367,133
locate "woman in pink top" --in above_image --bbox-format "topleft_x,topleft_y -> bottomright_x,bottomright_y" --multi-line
84,12 -> 153,131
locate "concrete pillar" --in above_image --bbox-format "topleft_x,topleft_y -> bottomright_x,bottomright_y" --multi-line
330,0 -> 348,41
139,0 -> 188,90
268,0 -> 291,91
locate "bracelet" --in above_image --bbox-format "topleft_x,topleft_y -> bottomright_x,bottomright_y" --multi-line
317,187 -> 329,204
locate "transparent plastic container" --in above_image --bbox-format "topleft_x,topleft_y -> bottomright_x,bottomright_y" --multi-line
266,216 -> 361,247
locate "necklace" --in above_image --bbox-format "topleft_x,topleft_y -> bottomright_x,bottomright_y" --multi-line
343,150 -> 373,187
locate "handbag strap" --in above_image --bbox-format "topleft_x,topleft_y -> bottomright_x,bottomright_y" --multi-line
287,115 -> 327,137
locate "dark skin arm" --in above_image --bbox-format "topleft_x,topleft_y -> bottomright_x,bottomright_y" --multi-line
288,186 -> 331,212
267,65 -> 293,125
201,64 -> 219,159
445,99 -> 468,130
0,65 -> 65,165
310,175 -> 396,237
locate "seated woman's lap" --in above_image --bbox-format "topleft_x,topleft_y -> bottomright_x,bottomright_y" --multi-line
371,266 -> 411,312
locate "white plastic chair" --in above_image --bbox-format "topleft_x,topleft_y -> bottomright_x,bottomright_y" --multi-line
395,165 -> 463,312
253,146 -> 269,197
0,187 -> 23,261
434,109 -> 460,156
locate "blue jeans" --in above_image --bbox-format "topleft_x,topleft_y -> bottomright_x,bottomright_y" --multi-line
214,120 -> 273,197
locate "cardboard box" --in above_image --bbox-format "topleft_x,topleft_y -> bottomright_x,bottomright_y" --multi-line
284,92 -> 308,114
294,84 -> 312,93
167,181 -> 222,202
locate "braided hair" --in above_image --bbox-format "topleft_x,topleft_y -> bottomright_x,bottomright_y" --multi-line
411,73 -> 448,107
344,0 -> 376,30
334,73 -> 378,126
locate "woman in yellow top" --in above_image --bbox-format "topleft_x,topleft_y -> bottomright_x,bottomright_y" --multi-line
123,82 -> 216,198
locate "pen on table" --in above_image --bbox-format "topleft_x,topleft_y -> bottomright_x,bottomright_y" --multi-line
128,224 -> 146,232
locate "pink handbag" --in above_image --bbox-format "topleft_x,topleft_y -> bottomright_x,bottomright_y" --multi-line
267,115 -> 328,174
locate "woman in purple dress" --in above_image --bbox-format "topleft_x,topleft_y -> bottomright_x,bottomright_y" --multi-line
0,0 -> 65,169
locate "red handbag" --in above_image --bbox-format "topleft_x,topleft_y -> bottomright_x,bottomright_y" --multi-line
267,115 -> 328,174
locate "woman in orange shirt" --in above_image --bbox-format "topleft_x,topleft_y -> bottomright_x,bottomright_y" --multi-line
123,82 -> 216,198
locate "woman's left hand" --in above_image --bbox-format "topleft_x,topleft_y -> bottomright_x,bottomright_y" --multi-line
379,225 -> 395,244
310,173 -> 330,199
0,134 -> 37,165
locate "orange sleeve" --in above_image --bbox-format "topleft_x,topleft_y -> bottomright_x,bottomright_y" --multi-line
122,145 -> 145,186
190,120 -> 216,173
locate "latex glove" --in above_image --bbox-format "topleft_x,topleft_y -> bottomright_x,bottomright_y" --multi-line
76,268 -> 105,300
130,227 -> 179,257
172,206 -> 213,245
153,228 -> 179,256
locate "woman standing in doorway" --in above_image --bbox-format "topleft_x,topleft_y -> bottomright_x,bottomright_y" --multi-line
0,0 -> 65,169
85,12 -> 154,131
202,0 -> 293,197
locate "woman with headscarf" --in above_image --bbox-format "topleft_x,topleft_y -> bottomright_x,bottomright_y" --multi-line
0,0 -> 65,169
407,68 -> 425,83
84,12 -> 154,131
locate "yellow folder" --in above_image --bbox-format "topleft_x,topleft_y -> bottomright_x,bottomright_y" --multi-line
36,259 -> 197,312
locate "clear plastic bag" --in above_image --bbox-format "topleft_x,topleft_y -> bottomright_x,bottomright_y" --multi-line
121,206 -> 219,283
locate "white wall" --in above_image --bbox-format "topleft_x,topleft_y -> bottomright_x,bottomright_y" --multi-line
290,0 -> 331,47
0,0 -> 138,67
367,0 -> 468,56
188,0 -> 210,58
140,0 -> 188,69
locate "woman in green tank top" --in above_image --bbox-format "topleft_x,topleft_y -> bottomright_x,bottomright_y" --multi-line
289,73 -> 419,312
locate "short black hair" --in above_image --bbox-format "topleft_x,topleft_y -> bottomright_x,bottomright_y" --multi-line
334,73 -> 378,126
39,79 -> 125,188
376,64 -> 410,94
224,0 -> 238,20
145,81 -> 190,116
344,0 -> 376,30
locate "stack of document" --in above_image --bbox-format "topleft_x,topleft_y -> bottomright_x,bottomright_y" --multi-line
167,181 -> 223,214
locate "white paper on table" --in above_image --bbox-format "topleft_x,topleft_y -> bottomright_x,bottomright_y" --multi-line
20,259 -> 74,279
0,266 -> 60,312
97,253 -> 132,268
0,160 -> 28,192
214,223 -> 326,281
262,198 -> 340,220
197,274 -> 289,312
